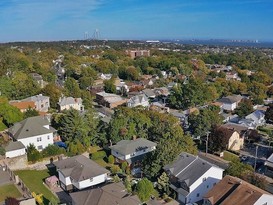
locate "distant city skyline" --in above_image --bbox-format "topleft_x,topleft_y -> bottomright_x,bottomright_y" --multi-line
0,0 -> 273,42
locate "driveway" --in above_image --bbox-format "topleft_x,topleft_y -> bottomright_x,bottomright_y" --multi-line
0,167 -> 12,186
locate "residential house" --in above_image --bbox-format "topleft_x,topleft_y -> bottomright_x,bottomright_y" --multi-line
54,155 -> 109,191
98,73 -> 112,80
110,138 -> 157,167
126,49 -> 150,59
127,94 -> 149,108
164,152 -> 224,204
244,110 -> 266,127
142,89 -> 156,99
57,97 -> 84,112
225,71 -> 241,81
203,175 -> 273,205
216,126 -> 244,151
4,141 -> 26,158
20,94 -> 50,112
8,116 -> 55,151
70,182 -> 141,205
9,101 -> 36,113
265,153 -> 273,177
217,95 -> 243,111
96,92 -> 128,108
30,73 -> 46,88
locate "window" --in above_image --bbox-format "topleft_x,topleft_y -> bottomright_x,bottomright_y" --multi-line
47,135 -> 50,140
196,193 -> 200,197
37,137 -> 42,142
207,185 -> 209,188
37,145 -> 43,150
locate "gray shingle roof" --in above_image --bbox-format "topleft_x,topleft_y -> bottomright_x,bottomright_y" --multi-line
54,155 -> 109,182
70,182 -> 141,205
9,116 -> 54,140
128,94 -> 148,104
4,141 -> 25,152
58,97 -> 82,106
110,138 -> 157,156
217,95 -> 243,104
164,152 -> 218,187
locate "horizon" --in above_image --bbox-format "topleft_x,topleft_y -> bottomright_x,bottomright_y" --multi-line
1,0 -> 273,42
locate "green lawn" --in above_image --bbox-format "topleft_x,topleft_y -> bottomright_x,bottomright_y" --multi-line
223,151 -> 239,162
0,184 -> 22,202
14,170 -> 59,205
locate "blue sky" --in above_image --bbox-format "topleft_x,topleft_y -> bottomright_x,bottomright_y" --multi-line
0,0 -> 273,42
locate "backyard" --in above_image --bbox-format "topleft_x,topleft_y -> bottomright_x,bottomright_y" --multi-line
14,170 -> 59,205
0,184 -> 22,202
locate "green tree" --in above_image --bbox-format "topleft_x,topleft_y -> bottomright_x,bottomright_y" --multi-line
27,144 -> 41,163
136,178 -> 156,202
248,82 -> 267,104
108,155 -> 115,164
265,103 -> 273,124
23,107 -> 39,119
104,78 -> 116,93
124,176 -> 132,193
121,161 -> 128,173
41,83 -> 62,109
157,172 -> 170,196
64,77 -> 81,98
235,98 -> 254,118
225,160 -> 253,178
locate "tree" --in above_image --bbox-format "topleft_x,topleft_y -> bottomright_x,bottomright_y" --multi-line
121,161 -> 128,173
209,126 -> 232,152
124,176 -> 132,193
248,82 -> 267,105
235,98 -> 254,118
157,172 -> 170,196
64,77 -> 81,98
41,83 -> 62,109
27,144 -> 41,163
241,172 -> 267,189
225,160 -> 253,178
136,178 -> 156,202
265,103 -> 273,124
5,197 -> 19,205
0,97 -> 23,127
108,155 -> 115,164
104,78 -> 116,93
24,107 -> 39,119
188,106 -> 223,137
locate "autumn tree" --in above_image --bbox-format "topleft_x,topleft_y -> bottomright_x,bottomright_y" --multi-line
209,126 -> 233,152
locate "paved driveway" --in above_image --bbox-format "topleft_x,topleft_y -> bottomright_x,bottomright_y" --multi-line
0,168 -> 12,186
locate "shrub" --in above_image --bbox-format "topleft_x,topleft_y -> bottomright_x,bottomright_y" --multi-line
0,146 -> 5,156
110,165 -> 121,174
91,151 -> 106,160
121,161 -> 128,172
108,155 -> 115,164
42,144 -> 66,158
27,144 -> 42,163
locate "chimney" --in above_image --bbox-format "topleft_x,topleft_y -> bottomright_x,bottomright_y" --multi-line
132,135 -> 137,141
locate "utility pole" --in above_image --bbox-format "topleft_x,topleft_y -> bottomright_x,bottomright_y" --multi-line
254,145 -> 258,171
206,132 -> 210,156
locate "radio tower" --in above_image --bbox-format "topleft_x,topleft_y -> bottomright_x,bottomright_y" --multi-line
92,29 -> 100,40
84,31 -> 89,40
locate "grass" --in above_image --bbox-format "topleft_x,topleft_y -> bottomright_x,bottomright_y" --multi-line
94,158 -> 110,168
223,151 -> 239,162
14,170 -> 59,205
0,184 -> 22,202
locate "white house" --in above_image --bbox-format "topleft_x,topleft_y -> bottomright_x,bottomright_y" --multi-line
21,94 -> 50,112
4,141 -> 26,158
9,116 -> 55,151
203,175 -> 273,205
110,138 -> 156,165
127,94 -> 149,108
245,110 -> 266,127
54,155 -> 109,191
57,97 -> 84,112
164,152 -> 224,204
217,95 -> 243,111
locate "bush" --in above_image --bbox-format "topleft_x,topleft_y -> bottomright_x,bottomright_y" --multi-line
111,165 -> 121,174
91,151 -> 106,160
27,144 -> 42,163
108,155 -> 115,164
121,161 -> 128,172
0,146 -> 5,156
42,144 -> 66,158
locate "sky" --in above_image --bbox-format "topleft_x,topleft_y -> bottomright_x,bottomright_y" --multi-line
0,0 -> 273,42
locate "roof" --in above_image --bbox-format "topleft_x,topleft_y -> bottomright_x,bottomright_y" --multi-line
58,97 -> 83,106
96,92 -> 127,103
110,138 -> 157,156
23,94 -> 49,102
217,95 -> 243,104
54,155 -> 109,182
142,89 -> 156,98
221,123 -> 248,133
9,101 -> 35,110
204,175 -> 272,205
245,110 -> 265,122
70,182 -> 141,205
4,141 -> 25,152
9,116 -> 54,140
128,94 -> 149,105
164,152 -> 222,187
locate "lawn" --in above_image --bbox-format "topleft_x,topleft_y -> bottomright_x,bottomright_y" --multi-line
223,151 -> 239,162
0,184 -> 22,202
14,170 -> 59,205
